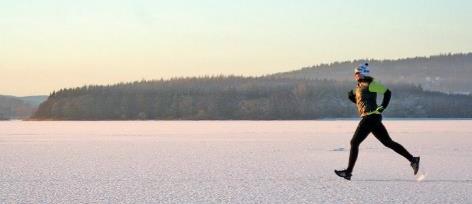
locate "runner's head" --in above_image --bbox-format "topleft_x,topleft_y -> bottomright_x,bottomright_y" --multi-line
354,63 -> 369,80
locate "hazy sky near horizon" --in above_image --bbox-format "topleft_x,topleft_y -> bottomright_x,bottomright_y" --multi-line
1,0 -> 472,96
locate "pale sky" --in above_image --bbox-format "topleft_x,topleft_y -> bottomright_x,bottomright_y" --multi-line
1,0 -> 471,96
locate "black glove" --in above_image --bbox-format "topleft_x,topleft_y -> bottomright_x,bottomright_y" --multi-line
348,90 -> 356,103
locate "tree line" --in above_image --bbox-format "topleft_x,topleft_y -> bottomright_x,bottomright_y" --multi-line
31,76 -> 472,120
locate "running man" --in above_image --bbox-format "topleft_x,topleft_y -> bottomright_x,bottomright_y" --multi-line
334,63 -> 420,180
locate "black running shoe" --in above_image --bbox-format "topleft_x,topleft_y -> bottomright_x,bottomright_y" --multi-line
410,157 -> 420,175
334,169 -> 352,180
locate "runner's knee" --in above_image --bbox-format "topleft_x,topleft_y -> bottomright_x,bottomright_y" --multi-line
350,139 -> 361,147
381,139 -> 395,148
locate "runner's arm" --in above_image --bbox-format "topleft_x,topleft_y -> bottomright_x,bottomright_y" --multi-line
381,89 -> 391,109
348,90 -> 356,103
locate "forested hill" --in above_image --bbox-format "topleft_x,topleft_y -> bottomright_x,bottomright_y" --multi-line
0,95 -> 47,120
271,53 -> 472,94
32,77 -> 472,120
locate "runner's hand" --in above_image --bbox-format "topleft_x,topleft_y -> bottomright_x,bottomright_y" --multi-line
376,106 -> 385,113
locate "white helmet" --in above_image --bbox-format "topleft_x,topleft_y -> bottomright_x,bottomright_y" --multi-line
354,63 -> 370,76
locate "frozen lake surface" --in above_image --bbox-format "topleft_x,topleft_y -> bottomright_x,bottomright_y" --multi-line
1,120 -> 471,203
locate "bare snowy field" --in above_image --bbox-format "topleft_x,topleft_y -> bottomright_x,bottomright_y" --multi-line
1,120 -> 471,203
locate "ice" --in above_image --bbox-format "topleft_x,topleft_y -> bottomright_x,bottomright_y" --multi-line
331,147 -> 347,152
0,120 -> 471,203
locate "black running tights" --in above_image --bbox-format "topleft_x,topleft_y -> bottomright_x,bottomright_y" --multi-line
347,114 -> 414,173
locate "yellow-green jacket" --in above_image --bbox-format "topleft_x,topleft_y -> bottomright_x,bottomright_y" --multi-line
348,76 -> 391,117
